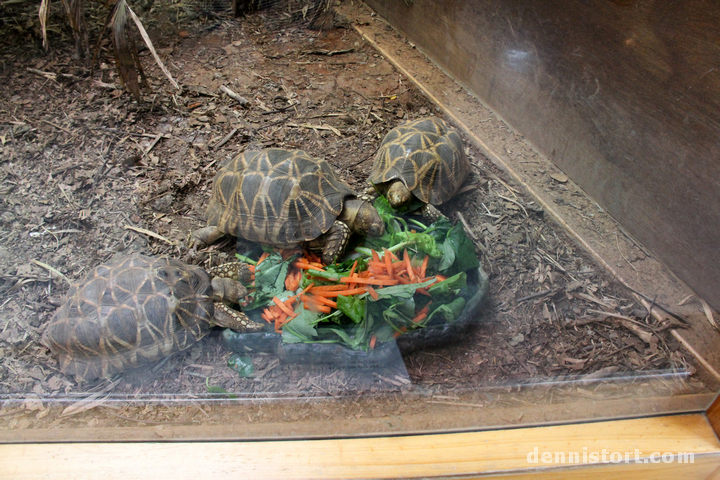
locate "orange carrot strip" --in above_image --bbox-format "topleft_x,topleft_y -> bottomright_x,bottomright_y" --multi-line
261,309 -> 273,322
416,288 -> 432,297
395,276 -> 413,285
416,302 -> 432,317
369,335 -> 377,349
419,256 -> 429,279
257,252 -> 269,265
339,277 -> 398,286
392,326 -> 408,339
311,295 -> 337,308
273,296 -> 298,318
367,286 -> 379,301
313,287 -> 368,297
304,250 -> 322,264
304,301 -> 332,313
382,249 -> 394,279
285,269 -> 300,292
309,284 -> 347,292
348,259 -> 359,277
411,312 -> 428,323
247,264 -> 256,273
403,249 -> 417,282
371,249 -> 381,263
435,274 -> 448,282
294,261 -> 325,271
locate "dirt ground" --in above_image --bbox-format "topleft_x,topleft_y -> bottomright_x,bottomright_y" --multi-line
0,0 -> 711,431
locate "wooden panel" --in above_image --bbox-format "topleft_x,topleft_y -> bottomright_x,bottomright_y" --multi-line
362,0 -> 720,310
1,414 -> 719,479
705,393 -> 720,437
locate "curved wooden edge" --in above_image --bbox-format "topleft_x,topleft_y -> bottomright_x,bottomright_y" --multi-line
1,414 -> 718,479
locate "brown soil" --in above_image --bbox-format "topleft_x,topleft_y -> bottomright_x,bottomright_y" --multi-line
0,0 -> 709,433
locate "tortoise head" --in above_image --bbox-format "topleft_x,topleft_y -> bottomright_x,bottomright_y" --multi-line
340,198 -> 385,237
385,179 -> 414,209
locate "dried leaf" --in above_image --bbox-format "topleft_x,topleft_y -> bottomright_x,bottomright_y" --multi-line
699,297 -> 719,331
110,0 -> 144,100
39,0 -> 50,49
550,173 -> 568,183
125,2 -> 179,90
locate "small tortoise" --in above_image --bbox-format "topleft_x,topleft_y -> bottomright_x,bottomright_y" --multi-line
368,117 -> 470,217
42,255 -> 263,381
193,149 -> 385,264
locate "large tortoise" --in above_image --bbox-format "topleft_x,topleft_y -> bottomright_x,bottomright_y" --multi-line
369,117 -> 470,217
193,149 -> 385,264
42,255 -> 263,381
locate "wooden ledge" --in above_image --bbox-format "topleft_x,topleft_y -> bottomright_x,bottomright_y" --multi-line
1,414 -> 719,479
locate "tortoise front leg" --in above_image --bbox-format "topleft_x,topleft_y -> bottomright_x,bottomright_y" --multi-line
191,225 -> 225,247
304,220 -> 351,265
212,303 -> 265,332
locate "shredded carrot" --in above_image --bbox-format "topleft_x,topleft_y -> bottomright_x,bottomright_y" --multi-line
369,335 -> 377,349
304,301 -> 332,313
273,296 -> 298,318
416,288 -> 432,297
392,326 -> 408,339
247,264 -> 256,273
419,255 -> 429,279
371,249 -> 381,263
312,287 -> 368,297
261,310 -> 273,322
285,269 -> 301,292
348,259 -> 359,277
403,249 -> 417,282
367,285 -> 379,301
257,252 -> 269,265
382,249 -> 394,279
339,276 -> 398,286
411,312 -> 427,323
310,295 -> 337,308
304,250 -> 323,265
294,260 -> 325,271
309,285 -> 348,293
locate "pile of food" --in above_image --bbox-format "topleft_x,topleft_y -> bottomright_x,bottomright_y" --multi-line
234,196 -> 486,352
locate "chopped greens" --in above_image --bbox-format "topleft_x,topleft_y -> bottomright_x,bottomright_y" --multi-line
239,196 -> 486,351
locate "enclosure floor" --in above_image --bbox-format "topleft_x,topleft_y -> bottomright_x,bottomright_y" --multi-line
0,0 -> 717,441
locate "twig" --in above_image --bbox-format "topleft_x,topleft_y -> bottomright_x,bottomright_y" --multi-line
481,203 -> 500,219
497,193 -> 528,217
212,128 -> 238,150
124,225 -> 175,245
615,234 -> 638,272
31,259 -> 70,284
303,48 -> 355,56
517,289 -> 553,303
219,86 -> 250,106
455,211 -> 478,240
287,122 -> 342,137
144,134 -> 163,155
41,119 -> 72,134
426,400 -> 484,408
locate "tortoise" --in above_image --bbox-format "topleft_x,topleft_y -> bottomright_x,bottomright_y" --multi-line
368,117 -> 470,218
42,254 -> 264,381
192,149 -> 385,265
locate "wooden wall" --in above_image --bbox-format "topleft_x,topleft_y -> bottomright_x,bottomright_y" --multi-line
363,0 -> 720,309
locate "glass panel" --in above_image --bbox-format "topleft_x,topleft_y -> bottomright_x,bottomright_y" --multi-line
0,0 -> 717,441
